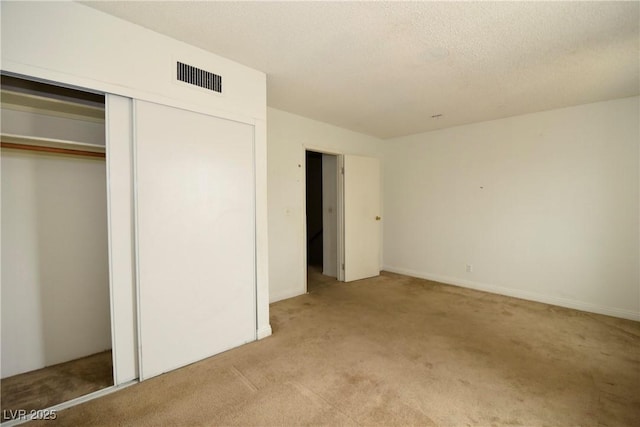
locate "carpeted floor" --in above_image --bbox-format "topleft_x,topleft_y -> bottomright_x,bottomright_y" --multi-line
1,351 -> 113,418
31,272 -> 640,426
307,264 -> 336,292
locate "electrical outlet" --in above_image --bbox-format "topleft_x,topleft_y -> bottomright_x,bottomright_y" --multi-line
466,264 -> 473,273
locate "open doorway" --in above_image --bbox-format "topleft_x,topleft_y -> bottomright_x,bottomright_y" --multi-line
305,150 -> 340,292
1,75 -> 113,419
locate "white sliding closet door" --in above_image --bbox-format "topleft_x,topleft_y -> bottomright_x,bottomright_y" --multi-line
106,94 -> 138,384
135,101 -> 256,380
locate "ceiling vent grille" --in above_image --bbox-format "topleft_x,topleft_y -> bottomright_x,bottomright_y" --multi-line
177,61 -> 222,93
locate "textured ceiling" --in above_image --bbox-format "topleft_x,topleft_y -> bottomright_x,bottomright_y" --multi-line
82,1 -> 639,139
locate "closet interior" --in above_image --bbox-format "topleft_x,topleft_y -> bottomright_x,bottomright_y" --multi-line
1,75 -> 113,417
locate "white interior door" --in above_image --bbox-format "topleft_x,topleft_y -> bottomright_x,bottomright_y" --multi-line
343,155 -> 381,282
135,101 -> 256,380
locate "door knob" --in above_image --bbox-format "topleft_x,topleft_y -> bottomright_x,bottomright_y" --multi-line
375,216 -> 381,221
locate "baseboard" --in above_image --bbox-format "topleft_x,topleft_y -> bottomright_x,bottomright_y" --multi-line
257,325 -> 272,340
383,265 -> 640,322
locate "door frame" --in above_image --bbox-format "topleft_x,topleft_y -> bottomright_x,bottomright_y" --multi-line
302,146 -> 345,292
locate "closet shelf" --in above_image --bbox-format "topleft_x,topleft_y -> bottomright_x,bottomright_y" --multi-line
1,134 -> 106,158
1,89 -> 104,123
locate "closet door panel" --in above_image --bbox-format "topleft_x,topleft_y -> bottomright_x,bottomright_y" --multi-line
135,101 -> 256,380
106,94 -> 138,384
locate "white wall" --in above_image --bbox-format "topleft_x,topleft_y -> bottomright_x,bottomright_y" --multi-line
383,97 -> 640,320
0,2 -> 265,122
1,150 -> 111,378
268,108 -> 383,302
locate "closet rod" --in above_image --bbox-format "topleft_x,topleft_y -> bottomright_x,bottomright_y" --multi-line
1,142 -> 106,158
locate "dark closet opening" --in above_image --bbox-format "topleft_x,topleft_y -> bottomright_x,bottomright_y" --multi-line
306,150 -> 324,268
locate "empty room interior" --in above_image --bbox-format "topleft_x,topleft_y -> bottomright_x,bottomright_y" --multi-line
0,1 -> 638,426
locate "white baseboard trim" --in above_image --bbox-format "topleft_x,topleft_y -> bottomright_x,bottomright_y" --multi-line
257,325 -> 273,340
383,265 -> 640,322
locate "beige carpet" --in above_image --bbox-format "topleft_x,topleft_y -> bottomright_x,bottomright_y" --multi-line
32,272 -> 639,426
307,264 -> 336,292
1,351 -> 113,417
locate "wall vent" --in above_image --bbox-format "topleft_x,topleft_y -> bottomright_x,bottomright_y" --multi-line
177,62 -> 222,93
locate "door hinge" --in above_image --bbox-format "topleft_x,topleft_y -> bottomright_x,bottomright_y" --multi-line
341,263 -> 345,270
341,167 -> 344,175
